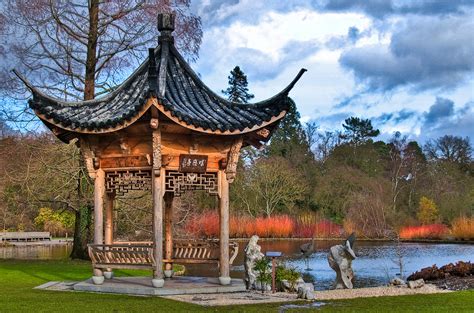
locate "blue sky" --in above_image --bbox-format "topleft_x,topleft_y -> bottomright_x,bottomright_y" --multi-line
190,0 -> 474,143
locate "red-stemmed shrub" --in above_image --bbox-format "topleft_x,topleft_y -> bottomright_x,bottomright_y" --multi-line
183,212 -> 343,238
399,224 -> 449,239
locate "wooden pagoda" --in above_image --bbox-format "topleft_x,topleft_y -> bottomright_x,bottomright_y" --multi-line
17,13 -> 306,288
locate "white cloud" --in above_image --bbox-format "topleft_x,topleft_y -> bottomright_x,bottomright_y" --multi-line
190,1 -> 473,141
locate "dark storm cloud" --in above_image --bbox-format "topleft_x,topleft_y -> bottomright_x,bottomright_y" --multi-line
326,26 -> 368,50
194,0 -> 314,27
339,15 -> 474,92
315,0 -> 473,19
424,97 -> 454,125
372,109 -> 417,124
347,27 -> 360,43
419,99 -> 474,142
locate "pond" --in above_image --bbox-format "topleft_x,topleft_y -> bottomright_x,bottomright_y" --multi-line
0,243 -> 72,260
1,240 -> 473,290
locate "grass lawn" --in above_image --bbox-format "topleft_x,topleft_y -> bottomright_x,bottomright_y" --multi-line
0,259 -> 473,312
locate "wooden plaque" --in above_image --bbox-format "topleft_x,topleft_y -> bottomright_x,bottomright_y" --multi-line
179,154 -> 208,173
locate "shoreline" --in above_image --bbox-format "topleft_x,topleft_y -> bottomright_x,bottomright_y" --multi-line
1,237 -> 472,246
230,237 -> 474,245
1,239 -> 73,246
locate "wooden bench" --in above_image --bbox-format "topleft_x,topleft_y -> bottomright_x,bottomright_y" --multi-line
88,240 -> 239,271
0,232 -> 51,242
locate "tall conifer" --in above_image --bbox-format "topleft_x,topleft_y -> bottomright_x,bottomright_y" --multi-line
222,66 -> 254,103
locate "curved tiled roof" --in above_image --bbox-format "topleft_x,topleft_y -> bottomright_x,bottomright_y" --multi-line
16,32 -> 306,135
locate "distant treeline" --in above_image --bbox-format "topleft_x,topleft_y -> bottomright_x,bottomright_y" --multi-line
0,110 -> 472,239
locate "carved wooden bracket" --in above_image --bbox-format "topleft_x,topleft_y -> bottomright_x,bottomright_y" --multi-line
119,137 -> 131,155
79,137 -> 97,179
256,128 -> 270,139
151,118 -> 161,176
225,138 -> 243,183
162,154 -> 173,167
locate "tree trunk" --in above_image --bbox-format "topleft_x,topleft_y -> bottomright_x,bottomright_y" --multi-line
84,0 -> 99,101
70,205 -> 92,259
71,0 -> 99,259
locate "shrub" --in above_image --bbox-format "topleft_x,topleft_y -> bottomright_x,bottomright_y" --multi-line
417,196 -> 439,225
399,224 -> 449,239
276,264 -> 300,292
294,212 -> 344,238
34,207 -> 75,237
183,211 -> 343,239
451,216 -> 474,240
254,215 -> 294,238
254,257 -> 271,292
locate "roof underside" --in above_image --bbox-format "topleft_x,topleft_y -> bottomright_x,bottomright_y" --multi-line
18,39 -> 306,135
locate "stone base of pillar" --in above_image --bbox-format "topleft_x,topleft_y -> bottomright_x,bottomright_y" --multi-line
104,271 -> 114,279
152,278 -> 165,288
164,269 -> 174,278
219,276 -> 231,286
92,276 -> 105,285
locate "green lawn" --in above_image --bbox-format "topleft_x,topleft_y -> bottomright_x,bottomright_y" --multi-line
0,259 -> 473,312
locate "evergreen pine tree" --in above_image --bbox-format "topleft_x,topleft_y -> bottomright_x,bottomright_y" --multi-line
341,117 -> 380,146
266,98 -> 312,160
222,66 -> 254,103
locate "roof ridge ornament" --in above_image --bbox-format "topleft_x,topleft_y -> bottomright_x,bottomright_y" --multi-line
157,12 -> 175,44
156,12 -> 174,98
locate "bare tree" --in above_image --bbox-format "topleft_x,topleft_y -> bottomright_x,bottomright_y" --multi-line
1,0 -> 202,101
424,135 -> 472,165
248,157 -> 307,217
0,1 -> 202,258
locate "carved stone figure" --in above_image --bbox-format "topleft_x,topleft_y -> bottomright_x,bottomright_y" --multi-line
244,235 -> 264,290
327,233 -> 356,289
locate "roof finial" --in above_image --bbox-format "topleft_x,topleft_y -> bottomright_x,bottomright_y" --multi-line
157,13 -> 175,44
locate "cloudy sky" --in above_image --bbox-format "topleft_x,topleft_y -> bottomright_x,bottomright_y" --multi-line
189,0 -> 474,143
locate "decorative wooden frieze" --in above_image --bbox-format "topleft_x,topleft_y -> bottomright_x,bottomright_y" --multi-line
164,171 -> 218,196
105,169 -> 152,196
225,138 -> 243,182
100,156 -> 150,169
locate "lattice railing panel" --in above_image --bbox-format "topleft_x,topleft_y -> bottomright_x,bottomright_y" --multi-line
165,171 -> 218,196
105,169 -> 152,196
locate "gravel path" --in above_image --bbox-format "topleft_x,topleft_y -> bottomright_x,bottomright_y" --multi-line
314,284 -> 450,300
163,284 -> 449,306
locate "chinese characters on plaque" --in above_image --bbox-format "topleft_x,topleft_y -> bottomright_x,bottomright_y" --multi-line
179,154 -> 208,173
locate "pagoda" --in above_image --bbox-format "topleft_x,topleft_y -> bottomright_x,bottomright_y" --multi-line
16,13 -> 306,288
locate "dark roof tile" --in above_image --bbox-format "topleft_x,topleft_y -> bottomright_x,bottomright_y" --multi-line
16,40 -> 306,135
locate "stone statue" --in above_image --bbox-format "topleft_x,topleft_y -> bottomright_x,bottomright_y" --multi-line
327,233 -> 356,289
244,235 -> 265,290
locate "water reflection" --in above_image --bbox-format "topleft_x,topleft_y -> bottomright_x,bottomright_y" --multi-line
0,243 -> 72,260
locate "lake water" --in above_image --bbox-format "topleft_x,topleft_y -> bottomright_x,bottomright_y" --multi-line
1,240 -> 473,290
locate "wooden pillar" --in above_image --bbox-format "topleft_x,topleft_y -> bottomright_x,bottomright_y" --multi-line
93,168 -> 105,282
219,170 -> 231,285
104,194 -> 114,245
152,173 -> 164,287
164,192 -> 174,277
151,117 -> 164,288
104,193 -> 114,278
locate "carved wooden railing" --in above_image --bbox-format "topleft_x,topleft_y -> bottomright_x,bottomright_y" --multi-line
171,240 -> 239,264
88,244 -> 155,270
88,240 -> 239,270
